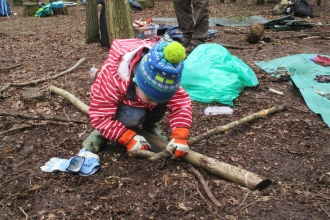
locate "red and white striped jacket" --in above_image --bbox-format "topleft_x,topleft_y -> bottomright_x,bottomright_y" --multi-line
88,39 -> 192,142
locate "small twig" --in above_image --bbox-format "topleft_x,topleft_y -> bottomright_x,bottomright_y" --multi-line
190,166 -> 222,207
0,124 -> 40,136
0,63 -> 24,71
0,111 -> 89,124
320,206 -> 330,218
149,149 -> 172,161
238,191 -> 250,210
63,107 -> 70,119
0,122 -> 78,136
0,172 -> 28,186
0,58 -> 86,95
196,187 -> 210,206
18,206 -> 28,220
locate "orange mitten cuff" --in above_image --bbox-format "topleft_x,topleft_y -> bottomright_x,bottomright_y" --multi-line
170,128 -> 189,140
117,129 -> 136,145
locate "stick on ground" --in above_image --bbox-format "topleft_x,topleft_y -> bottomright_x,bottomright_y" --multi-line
0,58 -> 86,95
190,166 -> 222,207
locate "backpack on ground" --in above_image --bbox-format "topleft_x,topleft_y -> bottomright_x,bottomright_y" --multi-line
35,3 -> 53,17
0,0 -> 11,17
292,0 -> 313,17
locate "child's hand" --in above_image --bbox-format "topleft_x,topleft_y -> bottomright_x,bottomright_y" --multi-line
166,128 -> 190,158
166,138 -> 189,158
117,130 -> 149,151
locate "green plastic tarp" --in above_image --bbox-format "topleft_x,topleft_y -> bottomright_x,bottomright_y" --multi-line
255,54 -> 330,128
181,43 -> 259,106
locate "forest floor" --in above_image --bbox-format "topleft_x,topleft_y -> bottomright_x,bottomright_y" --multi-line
1,0 -> 330,219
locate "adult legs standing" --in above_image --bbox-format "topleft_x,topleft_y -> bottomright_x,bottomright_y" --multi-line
173,0 -> 210,52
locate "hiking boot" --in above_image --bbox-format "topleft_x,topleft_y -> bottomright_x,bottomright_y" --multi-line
142,122 -> 169,141
181,40 -> 191,48
185,44 -> 198,55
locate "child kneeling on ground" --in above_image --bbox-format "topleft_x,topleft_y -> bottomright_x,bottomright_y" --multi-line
83,39 -> 193,158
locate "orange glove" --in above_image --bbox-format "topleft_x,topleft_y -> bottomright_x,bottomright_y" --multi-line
117,130 -> 149,151
166,128 -> 190,158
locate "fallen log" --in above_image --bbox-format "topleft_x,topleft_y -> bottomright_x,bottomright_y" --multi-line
49,85 -> 288,190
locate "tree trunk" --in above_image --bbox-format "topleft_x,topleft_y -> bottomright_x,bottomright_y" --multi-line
317,0 -> 321,6
85,0 -> 100,44
256,0 -> 264,5
23,3 -> 39,16
105,0 -> 135,45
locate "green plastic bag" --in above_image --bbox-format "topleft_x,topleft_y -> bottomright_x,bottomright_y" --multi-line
181,43 -> 259,106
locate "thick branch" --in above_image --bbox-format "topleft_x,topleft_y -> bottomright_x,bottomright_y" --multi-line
0,58 -> 86,95
49,85 -> 89,115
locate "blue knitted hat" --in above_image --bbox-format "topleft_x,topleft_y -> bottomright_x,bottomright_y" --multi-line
135,41 -> 186,103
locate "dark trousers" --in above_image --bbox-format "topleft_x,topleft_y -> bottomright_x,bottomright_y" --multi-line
115,103 -> 167,128
173,0 -> 210,46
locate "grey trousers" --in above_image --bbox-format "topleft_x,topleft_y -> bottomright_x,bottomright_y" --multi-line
173,0 -> 210,45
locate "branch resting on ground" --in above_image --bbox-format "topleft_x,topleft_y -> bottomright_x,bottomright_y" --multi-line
0,58 -> 86,95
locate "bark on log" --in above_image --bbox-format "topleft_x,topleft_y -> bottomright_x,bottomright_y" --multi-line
48,85 -> 282,190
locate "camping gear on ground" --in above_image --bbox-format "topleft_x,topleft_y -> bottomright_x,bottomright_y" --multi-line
262,15 -> 314,31
255,54 -> 330,128
292,0 -> 313,17
131,1 -> 143,11
35,2 -> 52,17
159,25 -> 219,42
51,1 -> 63,8
314,75 -> 330,83
181,43 -> 259,106
0,0 -> 11,17
272,0 -> 291,15
310,55 -> 330,67
134,24 -> 158,39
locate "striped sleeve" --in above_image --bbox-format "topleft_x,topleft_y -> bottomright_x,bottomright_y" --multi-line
88,72 -> 129,141
167,87 -> 192,130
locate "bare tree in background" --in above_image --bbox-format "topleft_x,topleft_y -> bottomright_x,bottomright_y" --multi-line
85,0 -> 100,44
105,0 -> 135,45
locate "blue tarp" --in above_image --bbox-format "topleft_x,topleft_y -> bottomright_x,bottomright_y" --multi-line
255,54 -> 330,128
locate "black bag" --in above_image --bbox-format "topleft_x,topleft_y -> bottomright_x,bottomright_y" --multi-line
293,0 -> 313,18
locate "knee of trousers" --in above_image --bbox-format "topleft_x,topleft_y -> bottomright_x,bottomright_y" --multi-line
115,104 -> 147,128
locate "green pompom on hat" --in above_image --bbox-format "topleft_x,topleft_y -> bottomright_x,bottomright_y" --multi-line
135,41 -> 186,103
